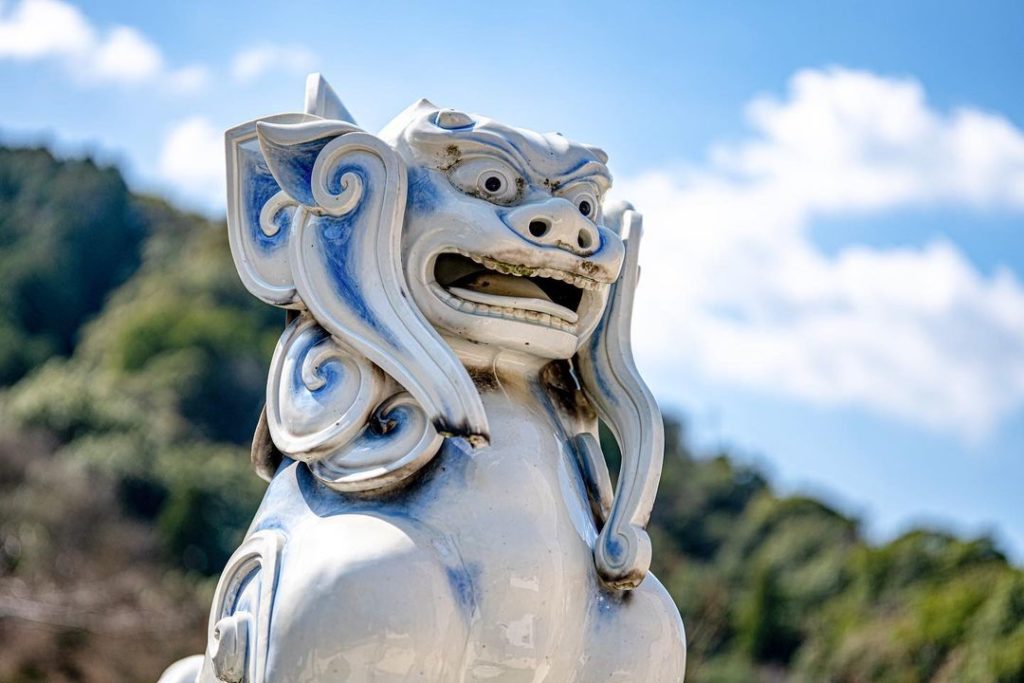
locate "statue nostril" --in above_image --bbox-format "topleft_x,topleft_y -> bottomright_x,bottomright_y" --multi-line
529,220 -> 550,238
577,229 -> 594,250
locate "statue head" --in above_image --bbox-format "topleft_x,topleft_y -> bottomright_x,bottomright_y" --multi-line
380,100 -> 623,360
226,75 -> 663,589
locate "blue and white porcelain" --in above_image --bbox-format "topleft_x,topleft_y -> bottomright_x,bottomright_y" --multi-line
160,73 -> 686,683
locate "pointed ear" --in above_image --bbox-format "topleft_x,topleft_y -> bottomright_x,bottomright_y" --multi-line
304,72 -> 356,123
225,112 -> 322,306
575,209 -> 664,590
256,119 -> 362,209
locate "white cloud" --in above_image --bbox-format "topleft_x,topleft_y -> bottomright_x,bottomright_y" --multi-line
617,67 -> 1024,440
0,0 -> 92,58
0,0 -> 207,91
157,117 -> 224,210
230,44 -> 316,83
88,25 -> 162,83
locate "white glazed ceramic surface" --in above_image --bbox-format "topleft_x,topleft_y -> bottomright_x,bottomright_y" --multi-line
160,74 -> 686,683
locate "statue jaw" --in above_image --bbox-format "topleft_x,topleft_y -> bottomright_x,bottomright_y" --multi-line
409,244 -> 613,360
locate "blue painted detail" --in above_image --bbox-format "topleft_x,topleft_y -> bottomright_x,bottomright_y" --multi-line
241,146 -> 290,253
604,535 -> 623,560
433,111 -> 474,130
445,562 -> 481,614
327,163 -> 353,195
406,166 -> 443,214
289,326 -> 341,398
251,437 -> 474,533
425,437 -> 475,490
262,137 -> 335,207
585,314 -> 615,398
231,568 -> 260,614
363,408 -> 409,445
312,363 -> 338,396
559,157 -> 594,177
594,590 -> 627,623
308,170 -> 399,346
248,454 -> 487,621
245,447 -> 492,623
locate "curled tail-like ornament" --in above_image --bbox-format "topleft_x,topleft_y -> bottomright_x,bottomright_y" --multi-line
266,313 -> 442,492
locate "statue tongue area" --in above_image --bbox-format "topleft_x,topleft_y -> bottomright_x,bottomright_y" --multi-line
449,272 -> 578,323
433,253 -> 583,325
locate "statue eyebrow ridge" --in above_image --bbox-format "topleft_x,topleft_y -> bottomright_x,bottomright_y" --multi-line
451,134 -> 610,190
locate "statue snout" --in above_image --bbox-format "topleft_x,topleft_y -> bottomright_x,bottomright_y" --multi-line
504,197 -> 601,257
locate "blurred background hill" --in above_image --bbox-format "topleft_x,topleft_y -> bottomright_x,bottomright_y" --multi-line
0,145 -> 1021,683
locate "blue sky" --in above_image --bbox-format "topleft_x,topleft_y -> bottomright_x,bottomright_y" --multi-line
2,1 -> 1022,559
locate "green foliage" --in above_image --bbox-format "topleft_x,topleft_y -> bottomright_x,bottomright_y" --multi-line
154,444 -> 266,574
0,149 -> 279,585
0,144 -> 1021,682
0,147 -> 145,384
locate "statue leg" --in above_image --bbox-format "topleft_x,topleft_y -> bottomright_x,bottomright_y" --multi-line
581,573 -> 687,682
263,514 -> 470,682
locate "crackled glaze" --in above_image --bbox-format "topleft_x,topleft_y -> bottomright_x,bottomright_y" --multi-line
158,73 -> 685,683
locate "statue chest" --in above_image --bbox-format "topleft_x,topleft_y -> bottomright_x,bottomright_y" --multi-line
242,395 -> 604,679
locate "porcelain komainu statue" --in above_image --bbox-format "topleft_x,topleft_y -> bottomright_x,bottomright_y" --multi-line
159,74 -> 685,683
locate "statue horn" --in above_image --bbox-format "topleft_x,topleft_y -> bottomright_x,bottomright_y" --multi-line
304,72 -> 357,124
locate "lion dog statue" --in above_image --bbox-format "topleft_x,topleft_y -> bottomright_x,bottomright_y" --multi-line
159,73 -> 685,683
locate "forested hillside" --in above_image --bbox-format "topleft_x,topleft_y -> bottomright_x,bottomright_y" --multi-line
0,146 -> 1020,683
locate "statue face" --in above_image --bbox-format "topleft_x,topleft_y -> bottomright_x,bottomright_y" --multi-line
388,108 -> 625,360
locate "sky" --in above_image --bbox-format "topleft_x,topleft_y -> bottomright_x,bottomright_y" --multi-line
1,0 -> 1022,559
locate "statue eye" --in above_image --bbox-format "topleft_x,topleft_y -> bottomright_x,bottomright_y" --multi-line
447,157 -> 521,205
557,183 -> 601,222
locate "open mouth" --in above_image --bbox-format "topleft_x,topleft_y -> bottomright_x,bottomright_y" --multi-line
431,251 -> 601,332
